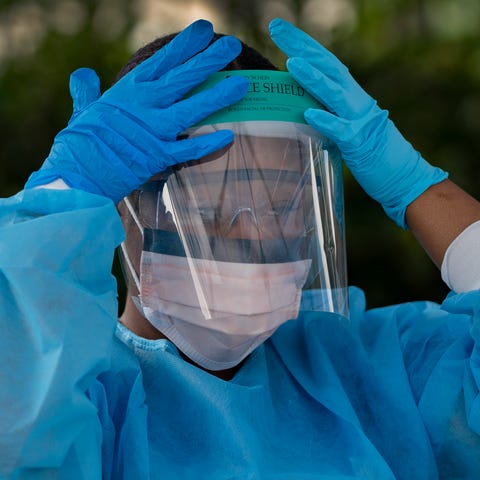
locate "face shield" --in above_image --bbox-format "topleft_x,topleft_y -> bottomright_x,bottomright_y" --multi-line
119,70 -> 348,371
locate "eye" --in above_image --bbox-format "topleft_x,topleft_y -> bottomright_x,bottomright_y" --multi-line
197,206 -> 217,222
264,209 -> 281,220
266,201 -> 289,217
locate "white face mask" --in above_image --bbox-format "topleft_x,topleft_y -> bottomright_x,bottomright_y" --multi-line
136,251 -> 311,371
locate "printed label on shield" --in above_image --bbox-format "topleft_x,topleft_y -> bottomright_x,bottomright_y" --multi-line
190,70 -> 324,125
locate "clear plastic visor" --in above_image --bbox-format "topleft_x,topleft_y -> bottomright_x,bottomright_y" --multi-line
120,121 -> 348,317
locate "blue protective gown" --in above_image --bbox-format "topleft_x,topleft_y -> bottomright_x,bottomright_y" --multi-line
1,188 -> 479,479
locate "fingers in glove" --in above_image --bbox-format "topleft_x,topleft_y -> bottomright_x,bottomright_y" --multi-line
269,18 -> 349,80
142,35 -> 244,107
289,56 -> 376,120
131,19 -> 215,83
71,109 -> 235,179
69,68 -> 101,116
304,107 -> 389,155
158,130 -> 235,169
165,75 -> 249,134
286,57 -> 350,118
303,108 -> 350,144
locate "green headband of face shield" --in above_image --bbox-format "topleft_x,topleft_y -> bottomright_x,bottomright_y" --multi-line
190,69 -> 323,124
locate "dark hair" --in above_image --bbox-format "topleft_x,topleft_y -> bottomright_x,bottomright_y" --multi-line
116,32 -> 278,81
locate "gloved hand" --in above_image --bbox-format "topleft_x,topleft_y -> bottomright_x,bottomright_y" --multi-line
25,19 -> 249,203
269,18 -> 448,228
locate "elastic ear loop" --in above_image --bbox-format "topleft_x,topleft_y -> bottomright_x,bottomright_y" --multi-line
120,196 -> 143,293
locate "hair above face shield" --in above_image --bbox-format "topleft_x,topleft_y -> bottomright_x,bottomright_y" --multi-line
119,70 -> 348,370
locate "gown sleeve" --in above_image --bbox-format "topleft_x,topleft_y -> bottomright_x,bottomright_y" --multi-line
418,222 -> 480,466
363,286 -> 480,476
381,221 -> 480,469
0,187 -> 125,478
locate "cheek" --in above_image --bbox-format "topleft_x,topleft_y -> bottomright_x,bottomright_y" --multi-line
120,225 -> 144,293
127,228 -> 143,272
278,206 -> 307,238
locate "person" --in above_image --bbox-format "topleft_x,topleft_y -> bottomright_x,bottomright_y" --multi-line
1,17 -> 479,479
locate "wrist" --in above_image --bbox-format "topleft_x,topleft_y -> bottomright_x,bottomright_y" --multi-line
407,179 -> 480,266
382,150 -> 448,229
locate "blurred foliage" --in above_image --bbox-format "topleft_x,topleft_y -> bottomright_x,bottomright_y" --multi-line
1,0 -> 479,309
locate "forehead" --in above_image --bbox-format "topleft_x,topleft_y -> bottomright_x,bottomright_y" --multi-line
172,135 -> 307,195
146,135 -> 310,187
144,135 -> 311,201
203,135 -> 307,172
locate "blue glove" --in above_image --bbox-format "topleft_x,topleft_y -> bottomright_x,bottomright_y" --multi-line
269,18 -> 448,228
26,20 -> 249,203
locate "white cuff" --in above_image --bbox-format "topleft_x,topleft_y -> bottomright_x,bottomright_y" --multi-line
441,220 -> 480,293
33,179 -> 70,190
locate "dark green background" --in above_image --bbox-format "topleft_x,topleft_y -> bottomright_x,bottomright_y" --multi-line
1,0 -> 479,310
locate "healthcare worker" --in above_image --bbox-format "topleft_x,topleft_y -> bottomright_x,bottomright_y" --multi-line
1,17 -> 480,479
